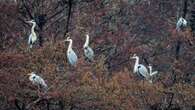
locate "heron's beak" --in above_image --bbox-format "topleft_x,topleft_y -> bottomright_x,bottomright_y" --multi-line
130,56 -> 135,59
26,21 -> 31,23
64,39 -> 68,42
64,37 -> 70,42
130,55 -> 136,59
130,54 -> 137,59
27,73 -> 32,76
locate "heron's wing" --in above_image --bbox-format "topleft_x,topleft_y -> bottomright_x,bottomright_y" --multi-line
137,64 -> 149,78
28,33 -> 37,45
67,50 -> 78,65
40,78 -> 47,89
28,34 -> 32,44
176,20 -> 182,30
35,76 -> 47,88
31,33 -> 37,43
84,47 -> 94,60
182,18 -> 187,26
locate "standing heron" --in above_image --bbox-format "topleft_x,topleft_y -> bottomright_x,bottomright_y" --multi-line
27,20 -> 37,48
65,37 -> 78,66
176,17 -> 187,31
27,72 -> 48,92
83,34 -> 94,62
131,54 -> 150,81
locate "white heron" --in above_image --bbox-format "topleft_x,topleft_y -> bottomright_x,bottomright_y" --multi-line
83,34 -> 94,61
27,72 -> 48,92
27,20 -> 37,48
65,37 -> 78,66
176,17 -> 187,31
131,54 -> 150,81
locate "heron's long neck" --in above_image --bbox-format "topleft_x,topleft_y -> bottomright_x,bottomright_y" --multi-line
31,22 -> 36,34
68,40 -> 73,51
133,57 -> 139,73
148,66 -> 152,74
84,35 -> 89,47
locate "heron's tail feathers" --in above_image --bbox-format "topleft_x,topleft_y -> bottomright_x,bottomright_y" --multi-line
29,45 -> 33,48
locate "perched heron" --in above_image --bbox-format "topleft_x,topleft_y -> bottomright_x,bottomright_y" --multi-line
176,17 -> 187,31
83,34 -> 94,61
27,72 -> 48,92
131,54 -> 150,81
27,20 -> 37,48
65,37 -> 78,66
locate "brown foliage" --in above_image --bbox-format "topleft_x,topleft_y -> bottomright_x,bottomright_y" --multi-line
0,0 -> 195,110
